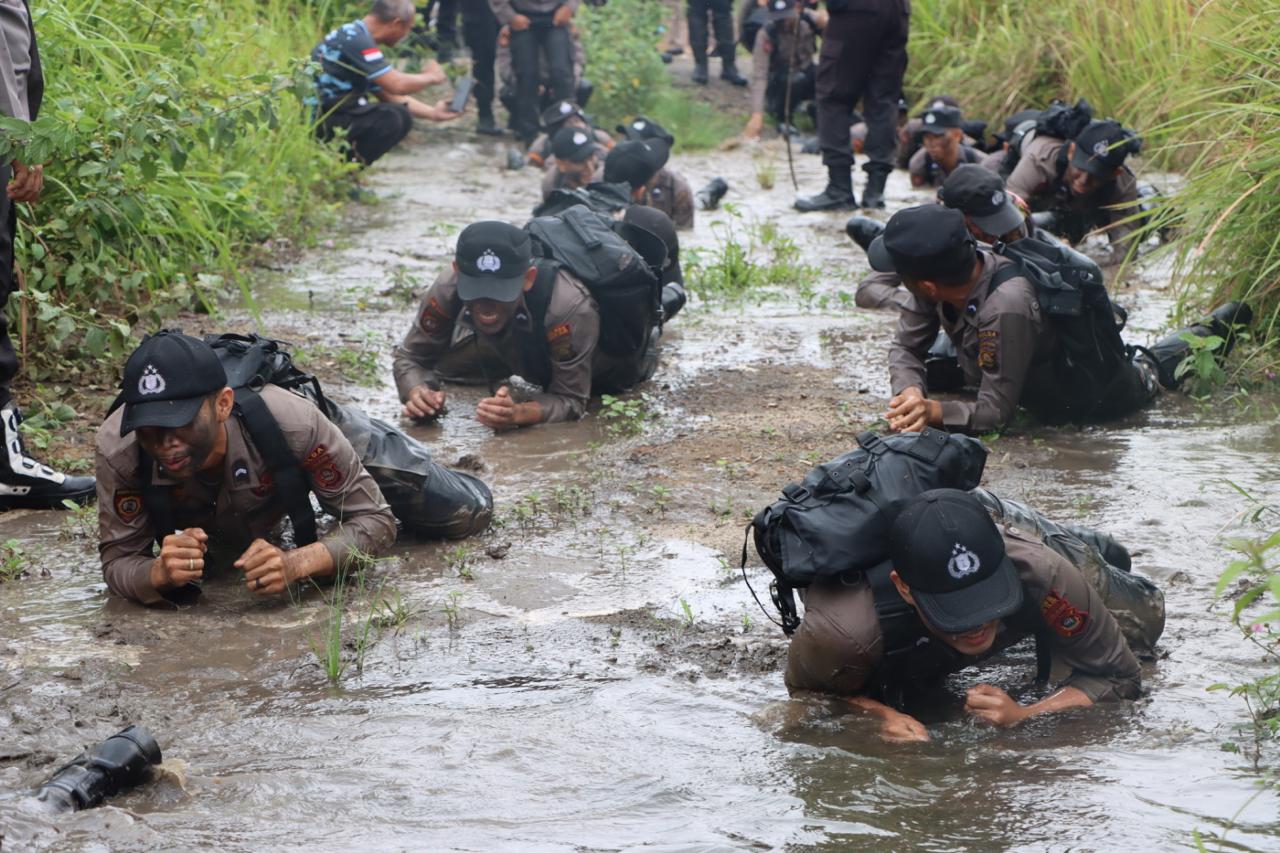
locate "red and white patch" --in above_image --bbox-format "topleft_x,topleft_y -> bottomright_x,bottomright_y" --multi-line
362,47 -> 384,63
302,445 -> 346,492
114,491 -> 143,523
252,470 -> 275,498
1042,588 -> 1089,638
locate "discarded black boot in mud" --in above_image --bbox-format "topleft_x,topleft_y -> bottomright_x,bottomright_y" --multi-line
34,725 -> 162,812
1141,300 -> 1253,389
695,177 -> 729,211
505,149 -> 525,171
844,215 -> 884,253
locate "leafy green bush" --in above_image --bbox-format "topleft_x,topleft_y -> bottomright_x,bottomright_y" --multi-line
0,0 -> 351,384
577,0 -> 668,131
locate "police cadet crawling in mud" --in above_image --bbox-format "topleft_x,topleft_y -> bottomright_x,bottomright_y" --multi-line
541,125 -> 604,201
312,0 -> 462,166
868,203 -> 1250,434
906,104 -> 986,188
394,213 -> 681,429
97,331 -> 492,606
785,488 -> 1161,741
526,100 -> 613,170
603,135 -> 695,231
985,103 -> 1144,255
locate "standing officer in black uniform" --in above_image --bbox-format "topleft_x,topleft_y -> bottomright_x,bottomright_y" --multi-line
795,0 -> 909,212
462,0 -> 503,135
489,0 -> 578,144
0,0 -> 95,508
687,0 -> 747,86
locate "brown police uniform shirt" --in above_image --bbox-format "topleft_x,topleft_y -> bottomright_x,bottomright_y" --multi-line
392,266 -> 599,423
489,0 -> 578,25
1004,133 -> 1141,247
95,386 -> 397,607
527,127 -> 613,170
641,167 -> 694,231
749,17 -> 818,115
784,524 -> 1143,703
888,250 -> 1055,433
855,269 -> 911,311
540,158 -> 605,201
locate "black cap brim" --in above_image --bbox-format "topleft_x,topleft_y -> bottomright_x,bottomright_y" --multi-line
457,271 -> 527,303
911,553 -> 1023,634
1070,146 -> 1116,179
969,200 -> 1025,238
120,395 -> 208,437
867,234 -> 896,273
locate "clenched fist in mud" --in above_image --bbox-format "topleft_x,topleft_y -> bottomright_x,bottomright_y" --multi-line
885,386 -> 941,433
964,684 -> 1029,727
880,710 -> 931,743
150,527 -> 208,592
235,538 -> 337,596
403,384 -> 446,420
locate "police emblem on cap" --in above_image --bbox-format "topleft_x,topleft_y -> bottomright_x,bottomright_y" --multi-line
477,250 -> 502,273
947,543 -> 981,579
991,190 -> 1004,206
559,101 -> 573,114
633,120 -> 646,130
138,364 -> 166,396
930,100 -> 945,109
572,131 -> 588,146
773,0 -> 785,8
924,112 -> 937,124
1093,140 -> 1110,157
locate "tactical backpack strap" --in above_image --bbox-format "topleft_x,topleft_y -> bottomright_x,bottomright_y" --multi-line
232,388 -> 318,546
514,260 -> 559,390
739,522 -> 793,634
866,560 -> 936,710
986,255 -> 1025,296
137,448 -> 177,546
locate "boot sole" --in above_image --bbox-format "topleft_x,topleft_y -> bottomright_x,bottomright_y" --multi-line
0,485 -> 95,511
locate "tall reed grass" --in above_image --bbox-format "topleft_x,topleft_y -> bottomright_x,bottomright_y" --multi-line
0,0 -> 349,382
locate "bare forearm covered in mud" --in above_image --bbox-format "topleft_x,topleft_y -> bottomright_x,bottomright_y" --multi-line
376,91 -> 461,122
964,684 -> 1092,727
845,695 -> 931,742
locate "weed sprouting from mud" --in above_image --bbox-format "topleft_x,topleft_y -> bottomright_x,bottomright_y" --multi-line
754,157 -> 776,191
600,394 -> 656,437
441,591 -> 463,632
310,550 -> 383,685
0,539 -> 28,583
59,499 -> 97,542
685,206 -> 821,302
679,598 -> 695,628
1176,333 -> 1229,398
445,545 -> 476,580
372,588 -> 418,633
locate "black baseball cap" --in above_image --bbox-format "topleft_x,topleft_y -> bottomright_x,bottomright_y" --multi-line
118,331 -> 228,436
889,489 -> 1023,634
617,116 -> 675,146
540,99 -> 582,132
867,205 -> 976,282
553,125 -> 596,163
919,105 -> 963,134
454,221 -> 533,303
1071,120 -> 1137,177
925,94 -> 961,110
604,139 -> 669,189
763,0 -> 797,19
622,205 -> 681,285
939,164 -> 1025,237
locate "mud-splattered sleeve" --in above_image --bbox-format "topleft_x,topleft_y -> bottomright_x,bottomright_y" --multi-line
530,273 -> 598,423
392,270 -> 461,402
888,294 -> 937,395
855,271 -> 910,311
95,418 -> 166,606
670,172 -> 695,231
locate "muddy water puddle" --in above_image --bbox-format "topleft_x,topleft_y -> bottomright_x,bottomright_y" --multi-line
1,133 -> 1278,851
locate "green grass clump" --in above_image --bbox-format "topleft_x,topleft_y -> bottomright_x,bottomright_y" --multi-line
0,0 -> 354,385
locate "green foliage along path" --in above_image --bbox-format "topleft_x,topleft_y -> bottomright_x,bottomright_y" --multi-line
0,0 -> 349,383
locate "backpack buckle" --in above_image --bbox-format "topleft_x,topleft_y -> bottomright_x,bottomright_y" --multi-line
782,483 -> 810,502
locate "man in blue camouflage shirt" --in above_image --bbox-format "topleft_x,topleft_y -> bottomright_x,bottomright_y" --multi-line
313,0 -> 463,165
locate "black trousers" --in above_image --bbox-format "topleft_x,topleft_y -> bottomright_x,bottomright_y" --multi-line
765,63 -> 816,124
686,0 -> 735,66
317,102 -> 413,166
509,21 -> 574,141
461,0 -> 499,116
816,2 -> 908,177
0,164 -> 18,408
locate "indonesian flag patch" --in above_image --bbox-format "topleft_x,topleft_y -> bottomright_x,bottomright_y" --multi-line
362,47 -> 384,63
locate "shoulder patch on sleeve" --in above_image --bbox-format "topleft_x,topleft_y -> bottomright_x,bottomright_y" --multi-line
420,296 -> 452,334
114,490 -> 143,523
302,444 -> 347,492
977,328 -> 999,371
1042,588 -> 1089,638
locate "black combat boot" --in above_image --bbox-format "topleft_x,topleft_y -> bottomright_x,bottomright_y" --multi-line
692,63 -> 709,85
475,110 -> 503,136
0,405 -> 95,510
661,282 -> 687,322
860,170 -> 888,210
1140,301 -> 1253,389
720,59 -> 748,87
845,215 -> 885,252
794,168 -> 856,212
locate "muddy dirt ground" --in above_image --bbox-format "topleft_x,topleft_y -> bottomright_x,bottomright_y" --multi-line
1,67 -> 1279,852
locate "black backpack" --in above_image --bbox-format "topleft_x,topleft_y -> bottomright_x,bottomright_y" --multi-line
749,428 -> 989,635
1000,98 -> 1093,177
988,238 -> 1130,422
532,181 -> 634,219
524,206 -> 662,365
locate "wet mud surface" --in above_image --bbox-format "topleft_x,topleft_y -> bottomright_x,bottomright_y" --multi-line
2,112 -> 1280,851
